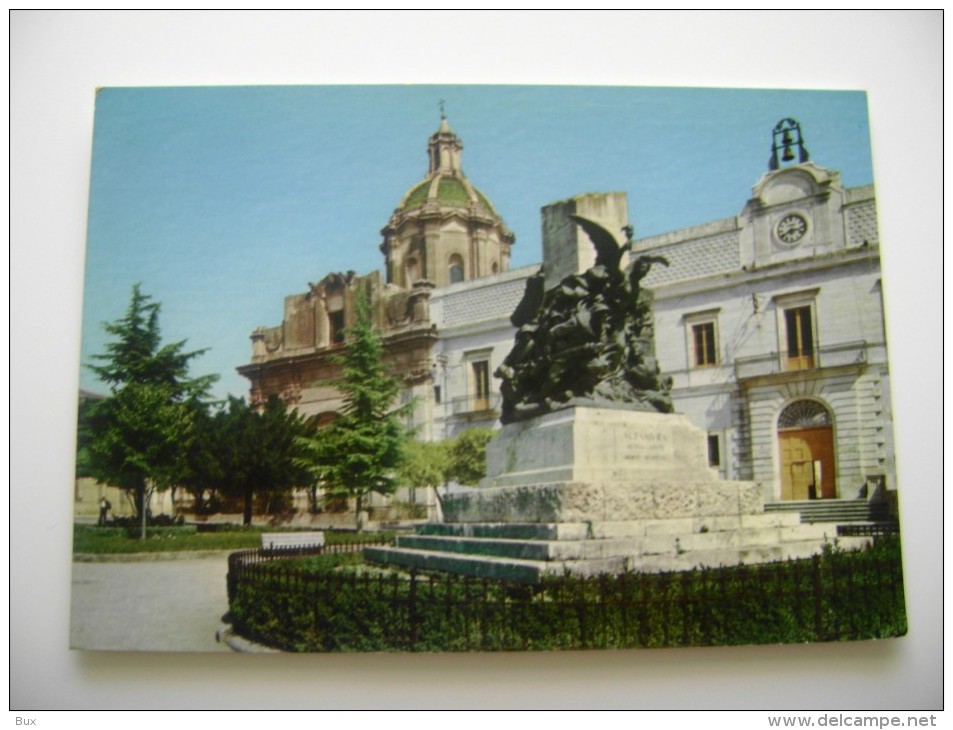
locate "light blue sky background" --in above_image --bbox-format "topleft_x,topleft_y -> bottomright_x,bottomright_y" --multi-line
81,85 -> 874,401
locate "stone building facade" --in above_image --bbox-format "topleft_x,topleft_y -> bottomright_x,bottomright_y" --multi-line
237,114 -> 514,440
637,161 -> 891,503
239,117 -> 896,507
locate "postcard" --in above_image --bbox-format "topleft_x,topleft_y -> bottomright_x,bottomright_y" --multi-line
71,85 -> 905,653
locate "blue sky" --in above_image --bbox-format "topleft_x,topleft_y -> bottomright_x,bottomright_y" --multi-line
80,85 -> 874,401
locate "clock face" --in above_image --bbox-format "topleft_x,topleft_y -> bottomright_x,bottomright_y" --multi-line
777,214 -> 808,244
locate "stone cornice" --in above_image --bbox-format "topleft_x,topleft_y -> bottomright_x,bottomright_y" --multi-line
649,247 -> 881,301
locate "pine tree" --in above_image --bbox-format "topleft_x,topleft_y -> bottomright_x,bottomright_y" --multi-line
297,291 -> 410,531
83,284 -> 217,537
210,395 -> 311,526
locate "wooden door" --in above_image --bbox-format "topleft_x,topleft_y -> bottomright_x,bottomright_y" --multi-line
779,426 -> 836,500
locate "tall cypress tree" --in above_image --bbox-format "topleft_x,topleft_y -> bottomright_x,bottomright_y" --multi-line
297,291 -> 409,530
83,284 -> 217,537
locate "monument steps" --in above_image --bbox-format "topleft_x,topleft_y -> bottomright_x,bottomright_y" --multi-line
364,521 -> 869,583
363,407 -> 870,582
396,533 -> 652,561
416,513 -> 812,541
417,522 -> 590,541
362,544 -> 618,583
397,521 -> 839,559
765,499 -> 890,523
364,535 -> 868,582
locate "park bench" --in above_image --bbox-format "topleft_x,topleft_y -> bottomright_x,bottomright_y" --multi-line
261,531 -> 325,552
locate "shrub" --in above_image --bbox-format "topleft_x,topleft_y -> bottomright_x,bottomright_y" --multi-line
228,537 -> 906,652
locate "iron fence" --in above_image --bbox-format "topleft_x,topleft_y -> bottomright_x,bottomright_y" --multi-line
227,538 -> 389,604
226,538 -> 906,652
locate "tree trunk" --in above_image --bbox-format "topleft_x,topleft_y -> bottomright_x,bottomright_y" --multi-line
243,490 -> 253,526
135,479 -> 148,540
355,492 -> 364,533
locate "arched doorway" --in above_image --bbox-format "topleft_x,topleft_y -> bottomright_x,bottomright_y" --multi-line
778,400 -> 836,500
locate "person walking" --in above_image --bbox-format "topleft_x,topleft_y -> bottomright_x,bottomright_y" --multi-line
98,496 -> 112,526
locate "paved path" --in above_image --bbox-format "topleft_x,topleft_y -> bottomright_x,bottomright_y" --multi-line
70,556 -> 232,652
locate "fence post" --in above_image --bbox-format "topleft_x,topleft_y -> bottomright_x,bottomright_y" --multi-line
481,578 -> 489,651
812,554 -> 824,640
409,568 -> 419,651
681,571 -> 692,646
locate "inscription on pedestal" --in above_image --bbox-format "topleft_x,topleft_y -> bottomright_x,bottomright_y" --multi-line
485,407 -> 713,488
618,428 -> 673,465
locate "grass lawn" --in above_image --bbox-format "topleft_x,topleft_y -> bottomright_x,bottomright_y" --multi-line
73,523 -> 395,554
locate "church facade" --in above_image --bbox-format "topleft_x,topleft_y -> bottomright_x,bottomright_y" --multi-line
238,116 -> 895,508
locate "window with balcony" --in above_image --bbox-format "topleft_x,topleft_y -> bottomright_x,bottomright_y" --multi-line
783,305 -> 815,371
773,289 -> 819,373
470,360 -> 490,411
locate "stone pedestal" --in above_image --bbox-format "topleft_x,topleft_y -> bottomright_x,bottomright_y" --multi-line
447,407 -> 761,523
365,407 -> 863,582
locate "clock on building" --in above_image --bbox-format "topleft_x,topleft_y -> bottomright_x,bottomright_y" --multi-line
776,213 -> 808,244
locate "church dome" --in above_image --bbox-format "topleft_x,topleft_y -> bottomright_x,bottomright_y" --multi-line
380,114 -> 514,289
393,119 -> 505,222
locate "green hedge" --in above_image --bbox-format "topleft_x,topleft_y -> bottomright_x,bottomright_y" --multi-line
81,525 -> 198,539
74,524 -> 396,554
228,537 -> 907,652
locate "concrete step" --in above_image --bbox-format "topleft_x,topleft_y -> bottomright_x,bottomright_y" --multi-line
398,534 -> 573,560
400,523 -> 837,561
366,539 -> 861,582
416,514 -> 807,543
764,499 -> 884,523
592,513 -> 803,539
416,522 -> 590,541
364,545 -> 613,583
649,523 -> 835,554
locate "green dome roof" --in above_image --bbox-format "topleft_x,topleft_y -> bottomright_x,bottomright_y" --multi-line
398,175 -> 500,218
391,116 -> 504,224
403,180 -> 431,210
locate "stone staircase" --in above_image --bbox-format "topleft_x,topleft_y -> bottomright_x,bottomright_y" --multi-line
364,513 -> 866,583
364,409 -> 872,583
764,498 -> 890,523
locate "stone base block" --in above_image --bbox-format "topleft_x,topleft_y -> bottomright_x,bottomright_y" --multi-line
443,479 -> 763,524
483,406 -> 716,487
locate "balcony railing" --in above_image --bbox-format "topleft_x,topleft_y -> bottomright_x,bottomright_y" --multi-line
734,341 -> 868,380
450,393 -> 501,416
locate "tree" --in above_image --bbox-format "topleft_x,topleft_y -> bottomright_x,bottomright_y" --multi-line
178,401 -> 225,514
218,396 -> 311,525
397,439 -> 451,512
83,285 -> 217,537
446,427 -> 496,486
296,292 -> 410,531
